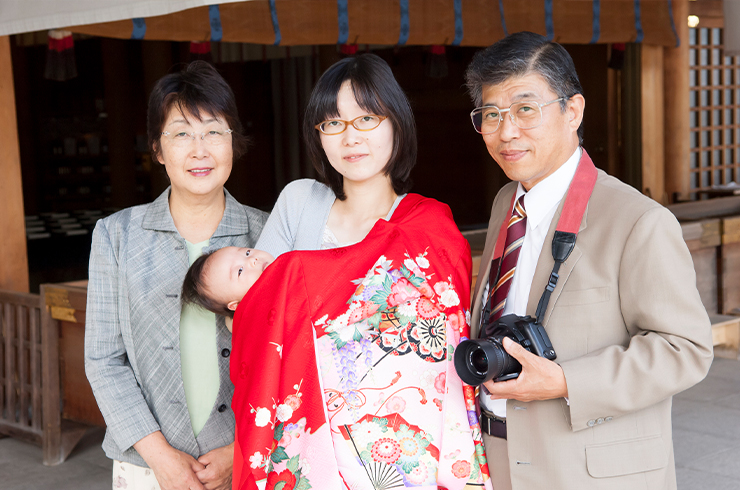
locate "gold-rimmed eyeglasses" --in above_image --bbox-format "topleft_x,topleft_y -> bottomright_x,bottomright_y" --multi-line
315,114 -> 388,135
470,98 -> 566,135
161,128 -> 233,147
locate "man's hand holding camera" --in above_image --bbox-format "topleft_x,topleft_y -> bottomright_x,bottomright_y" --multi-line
482,337 -> 568,402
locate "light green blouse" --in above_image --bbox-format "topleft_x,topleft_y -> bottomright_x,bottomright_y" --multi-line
180,239 -> 219,437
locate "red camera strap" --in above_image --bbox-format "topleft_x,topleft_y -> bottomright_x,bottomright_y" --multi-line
489,150 -> 598,323
491,150 -> 598,263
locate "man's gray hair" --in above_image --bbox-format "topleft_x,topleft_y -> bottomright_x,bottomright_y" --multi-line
465,32 -> 584,143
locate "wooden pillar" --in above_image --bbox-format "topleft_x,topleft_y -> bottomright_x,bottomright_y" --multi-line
0,36 -> 29,293
641,45 -> 666,204
664,0 -> 690,203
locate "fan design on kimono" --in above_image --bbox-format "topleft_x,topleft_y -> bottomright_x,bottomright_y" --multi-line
341,413 -> 439,488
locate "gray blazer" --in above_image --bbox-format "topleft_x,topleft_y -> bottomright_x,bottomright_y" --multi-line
85,187 -> 267,466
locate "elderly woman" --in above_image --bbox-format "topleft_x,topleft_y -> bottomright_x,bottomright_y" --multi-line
85,61 -> 267,490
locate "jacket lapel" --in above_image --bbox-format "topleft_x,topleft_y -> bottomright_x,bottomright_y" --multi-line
526,195 -> 589,326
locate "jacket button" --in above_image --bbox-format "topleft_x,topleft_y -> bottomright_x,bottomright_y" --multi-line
587,420 -> 595,427
221,348 -> 230,358
218,404 -> 228,413
596,418 -> 604,425
605,416 -> 613,422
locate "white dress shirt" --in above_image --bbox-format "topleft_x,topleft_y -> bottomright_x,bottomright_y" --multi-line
480,147 -> 581,417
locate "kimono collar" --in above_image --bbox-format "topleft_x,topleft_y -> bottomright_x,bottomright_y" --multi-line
141,187 -> 251,237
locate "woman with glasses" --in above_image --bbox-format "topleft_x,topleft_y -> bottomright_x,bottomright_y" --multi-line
233,54 -> 492,490
85,61 -> 267,490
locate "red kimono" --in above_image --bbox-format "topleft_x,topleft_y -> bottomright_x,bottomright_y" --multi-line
230,194 -> 491,490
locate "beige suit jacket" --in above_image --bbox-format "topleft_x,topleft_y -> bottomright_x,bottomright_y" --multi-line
471,163 -> 714,489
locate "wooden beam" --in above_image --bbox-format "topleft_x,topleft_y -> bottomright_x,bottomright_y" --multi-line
0,36 -> 29,293
665,0 -> 691,202
641,44 -> 666,204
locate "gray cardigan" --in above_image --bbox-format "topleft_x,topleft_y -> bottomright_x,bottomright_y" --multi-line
256,179 -> 404,256
255,179 -> 335,256
84,187 -> 267,466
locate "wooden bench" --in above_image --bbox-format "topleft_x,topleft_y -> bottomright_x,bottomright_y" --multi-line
0,282 -> 103,466
710,315 -> 740,360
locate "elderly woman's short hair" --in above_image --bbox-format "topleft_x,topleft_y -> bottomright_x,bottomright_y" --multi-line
148,60 -> 249,162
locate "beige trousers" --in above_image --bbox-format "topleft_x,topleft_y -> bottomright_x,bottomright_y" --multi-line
113,460 -> 161,490
482,433 -> 512,490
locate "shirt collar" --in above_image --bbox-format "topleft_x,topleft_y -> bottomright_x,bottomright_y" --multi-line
142,187 -> 251,237
515,146 -> 581,231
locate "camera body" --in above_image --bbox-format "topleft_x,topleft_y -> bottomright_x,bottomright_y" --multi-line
454,314 -> 557,386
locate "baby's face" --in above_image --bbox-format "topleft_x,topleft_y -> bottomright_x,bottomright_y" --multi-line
205,247 -> 274,312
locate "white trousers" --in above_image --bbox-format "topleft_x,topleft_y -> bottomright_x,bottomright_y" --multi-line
113,460 -> 162,490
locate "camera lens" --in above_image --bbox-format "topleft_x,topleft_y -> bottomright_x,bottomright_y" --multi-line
453,336 -> 522,386
470,350 -> 488,374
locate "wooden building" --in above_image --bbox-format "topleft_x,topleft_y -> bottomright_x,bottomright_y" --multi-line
0,0 -> 694,294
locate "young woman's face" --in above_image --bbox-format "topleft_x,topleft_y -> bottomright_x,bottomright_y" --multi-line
204,247 -> 274,312
156,106 -> 234,199
319,81 -> 394,188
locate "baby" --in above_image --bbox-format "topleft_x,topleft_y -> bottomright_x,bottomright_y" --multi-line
181,247 -> 274,323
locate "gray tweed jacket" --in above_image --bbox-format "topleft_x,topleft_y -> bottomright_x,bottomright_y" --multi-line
84,187 -> 267,466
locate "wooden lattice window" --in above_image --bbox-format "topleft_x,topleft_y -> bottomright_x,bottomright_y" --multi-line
689,27 -> 740,196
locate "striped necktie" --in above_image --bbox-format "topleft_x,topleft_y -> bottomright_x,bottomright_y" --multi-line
486,194 -> 527,323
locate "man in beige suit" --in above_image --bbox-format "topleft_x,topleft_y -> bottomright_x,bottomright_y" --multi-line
464,32 -> 714,490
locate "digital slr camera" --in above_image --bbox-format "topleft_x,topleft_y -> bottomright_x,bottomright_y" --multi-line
454,314 -> 557,386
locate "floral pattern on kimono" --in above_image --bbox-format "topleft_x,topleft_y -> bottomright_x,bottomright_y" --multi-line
230,194 -> 491,490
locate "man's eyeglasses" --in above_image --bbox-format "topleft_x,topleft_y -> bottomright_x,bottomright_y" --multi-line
315,114 -> 388,135
161,128 -> 233,147
470,98 -> 566,135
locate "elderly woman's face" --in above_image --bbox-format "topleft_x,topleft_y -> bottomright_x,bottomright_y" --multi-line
320,81 -> 394,188
156,105 -> 234,199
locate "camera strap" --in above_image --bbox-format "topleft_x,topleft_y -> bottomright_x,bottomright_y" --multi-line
489,150 -> 598,325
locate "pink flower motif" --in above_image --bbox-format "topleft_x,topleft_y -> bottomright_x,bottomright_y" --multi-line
371,438 -> 402,463
388,278 -> 418,307
416,298 -> 440,319
349,306 -> 365,323
284,394 -> 301,410
452,461 -> 470,478
434,281 -> 450,296
363,302 -> 380,316
418,281 -> 434,298
434,372 -> 446,394
385,395 -> 406,413
279,432 -> 292,446
113,476 -> 127,489
448,310 -> 462,330
452,460 -> 472,478
407,461 -> 428,484
433,398 -> 443,411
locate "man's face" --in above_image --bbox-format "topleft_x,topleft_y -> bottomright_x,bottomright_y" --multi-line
479,72 -> 584,191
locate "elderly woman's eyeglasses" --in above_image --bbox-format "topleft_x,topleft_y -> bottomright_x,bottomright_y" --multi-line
315,114 -> 388,135
161,128 -> 233,147
470,98 -> 565,135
